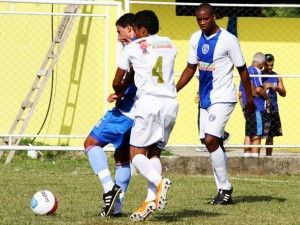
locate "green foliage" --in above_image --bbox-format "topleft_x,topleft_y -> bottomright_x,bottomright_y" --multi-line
262,8 -> 300,17
0,158 -> 299,225
161,147 -> 174,156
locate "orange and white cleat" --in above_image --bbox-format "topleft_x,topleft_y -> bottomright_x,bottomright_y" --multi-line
130,200 -> 156,221
156,178 -> 171,211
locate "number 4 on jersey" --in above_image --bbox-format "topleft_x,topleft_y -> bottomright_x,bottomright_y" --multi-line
152,56 -> 164,83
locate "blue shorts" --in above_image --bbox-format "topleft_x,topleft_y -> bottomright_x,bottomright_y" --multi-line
89,108 -> 133,150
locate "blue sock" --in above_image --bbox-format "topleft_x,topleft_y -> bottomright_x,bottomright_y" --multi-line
86,146 -> 108,175
114,163 -> 131,213
115,163 -> 131,192
86,146 -> 114,193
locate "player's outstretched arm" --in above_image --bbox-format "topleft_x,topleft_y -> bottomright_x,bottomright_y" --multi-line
176,63 -> 197,92
237,64 -> 255,114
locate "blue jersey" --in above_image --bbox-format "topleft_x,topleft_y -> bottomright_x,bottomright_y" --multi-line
239,66 -> 265,112
188,28 -> 245,109
262,70 -> 279,112
117,83 -> 137,113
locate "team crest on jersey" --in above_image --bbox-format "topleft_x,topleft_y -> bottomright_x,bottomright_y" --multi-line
202,44 -> 209,54
209,114 -> 216,122
138,40 -> 149,54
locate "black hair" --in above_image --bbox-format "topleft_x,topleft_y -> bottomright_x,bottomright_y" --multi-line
133,10 -> 159,35
115,13 -> 135,28
265,53 -> 275,62
196,3 -> 214,16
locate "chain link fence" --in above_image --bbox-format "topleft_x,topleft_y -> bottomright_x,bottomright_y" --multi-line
0,1 -> 121,148
128,1 -> 300,147
0,0 -> 299,151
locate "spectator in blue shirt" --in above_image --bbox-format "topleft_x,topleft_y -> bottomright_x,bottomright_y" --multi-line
262,53 -> 286,156
239,52 -> 270,156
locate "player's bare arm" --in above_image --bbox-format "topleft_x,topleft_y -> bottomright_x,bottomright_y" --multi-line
237,64 -> 255,113
113,68 -> 127,94
176,63 -> 197,92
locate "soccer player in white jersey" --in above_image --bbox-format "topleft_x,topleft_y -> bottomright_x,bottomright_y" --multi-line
111,10 -> 178,221
176,3 -> 255,204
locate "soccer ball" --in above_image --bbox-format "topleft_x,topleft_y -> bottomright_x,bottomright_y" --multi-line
30,190 -> 58,215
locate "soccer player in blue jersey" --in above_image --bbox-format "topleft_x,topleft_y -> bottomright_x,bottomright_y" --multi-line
262,53 -> 286,156
83,13 -> 137,217
176,3 -> 255,205
239,52 -> 269,157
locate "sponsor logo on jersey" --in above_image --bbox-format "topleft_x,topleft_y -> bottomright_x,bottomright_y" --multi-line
138,40 -> 149,54
202,44 -> 209,54
198,61 -> 215,71
151,37 -> 173,49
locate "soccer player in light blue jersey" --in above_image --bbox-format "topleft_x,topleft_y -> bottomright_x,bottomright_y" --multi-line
176,3 -> 255,205
84,13 -> 137,217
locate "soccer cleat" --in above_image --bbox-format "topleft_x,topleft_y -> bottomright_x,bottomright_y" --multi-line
99,184 -> 122,217
130,200 -> 156,221
210,188 -> 233,205
156,178 -> 171,211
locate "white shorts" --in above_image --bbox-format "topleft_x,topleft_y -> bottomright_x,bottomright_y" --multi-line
130,95 -> 179,149
199,103 -> 235,139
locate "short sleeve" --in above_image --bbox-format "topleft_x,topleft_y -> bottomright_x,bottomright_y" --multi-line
118,45 -> 131,71
187,32 -> 200,65
227,34 -> 245,68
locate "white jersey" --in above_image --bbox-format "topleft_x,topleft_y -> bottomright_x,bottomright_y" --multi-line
187,28 -> 245,109
118,34 -> 177,98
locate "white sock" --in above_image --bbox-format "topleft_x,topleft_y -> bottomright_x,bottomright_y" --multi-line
132,154 -> 162,187
146,158 -> 162,201
210,147 -> 232,190
212,151 -> 228,191
212,166 -> 221,191
97,169 -> 114,193
251,153 -> 259,157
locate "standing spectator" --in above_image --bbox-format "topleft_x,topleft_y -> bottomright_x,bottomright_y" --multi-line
262,53 -> 286,156
176,3 -> 255,205
239,52 -> 269,157
112,10 -> 178,221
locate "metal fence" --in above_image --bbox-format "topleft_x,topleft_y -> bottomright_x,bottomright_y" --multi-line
0,0 -> 299,154
127,0 -> 300,148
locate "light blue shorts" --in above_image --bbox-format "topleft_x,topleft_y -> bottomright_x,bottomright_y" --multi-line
89,108 -> 133,150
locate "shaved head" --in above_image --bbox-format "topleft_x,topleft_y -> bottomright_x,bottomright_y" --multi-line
196,3 -> 214,16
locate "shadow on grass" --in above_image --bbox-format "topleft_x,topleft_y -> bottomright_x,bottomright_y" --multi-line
151,209 -> 222,222
232,195 -> 286,204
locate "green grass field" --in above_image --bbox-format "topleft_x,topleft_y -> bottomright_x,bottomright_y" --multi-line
0,156 -> 299,225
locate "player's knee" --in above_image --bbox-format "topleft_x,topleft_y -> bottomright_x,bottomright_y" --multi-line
204,136 -> 219,152
114,150 -> 130,164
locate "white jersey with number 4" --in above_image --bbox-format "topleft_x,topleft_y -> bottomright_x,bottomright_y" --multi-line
118,34 -> 177,98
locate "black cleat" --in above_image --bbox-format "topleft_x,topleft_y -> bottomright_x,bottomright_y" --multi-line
210,188 -> 233,205
99,184 -> 122,217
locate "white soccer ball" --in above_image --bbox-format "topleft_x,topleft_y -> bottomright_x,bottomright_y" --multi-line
30,190 -> 58,215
